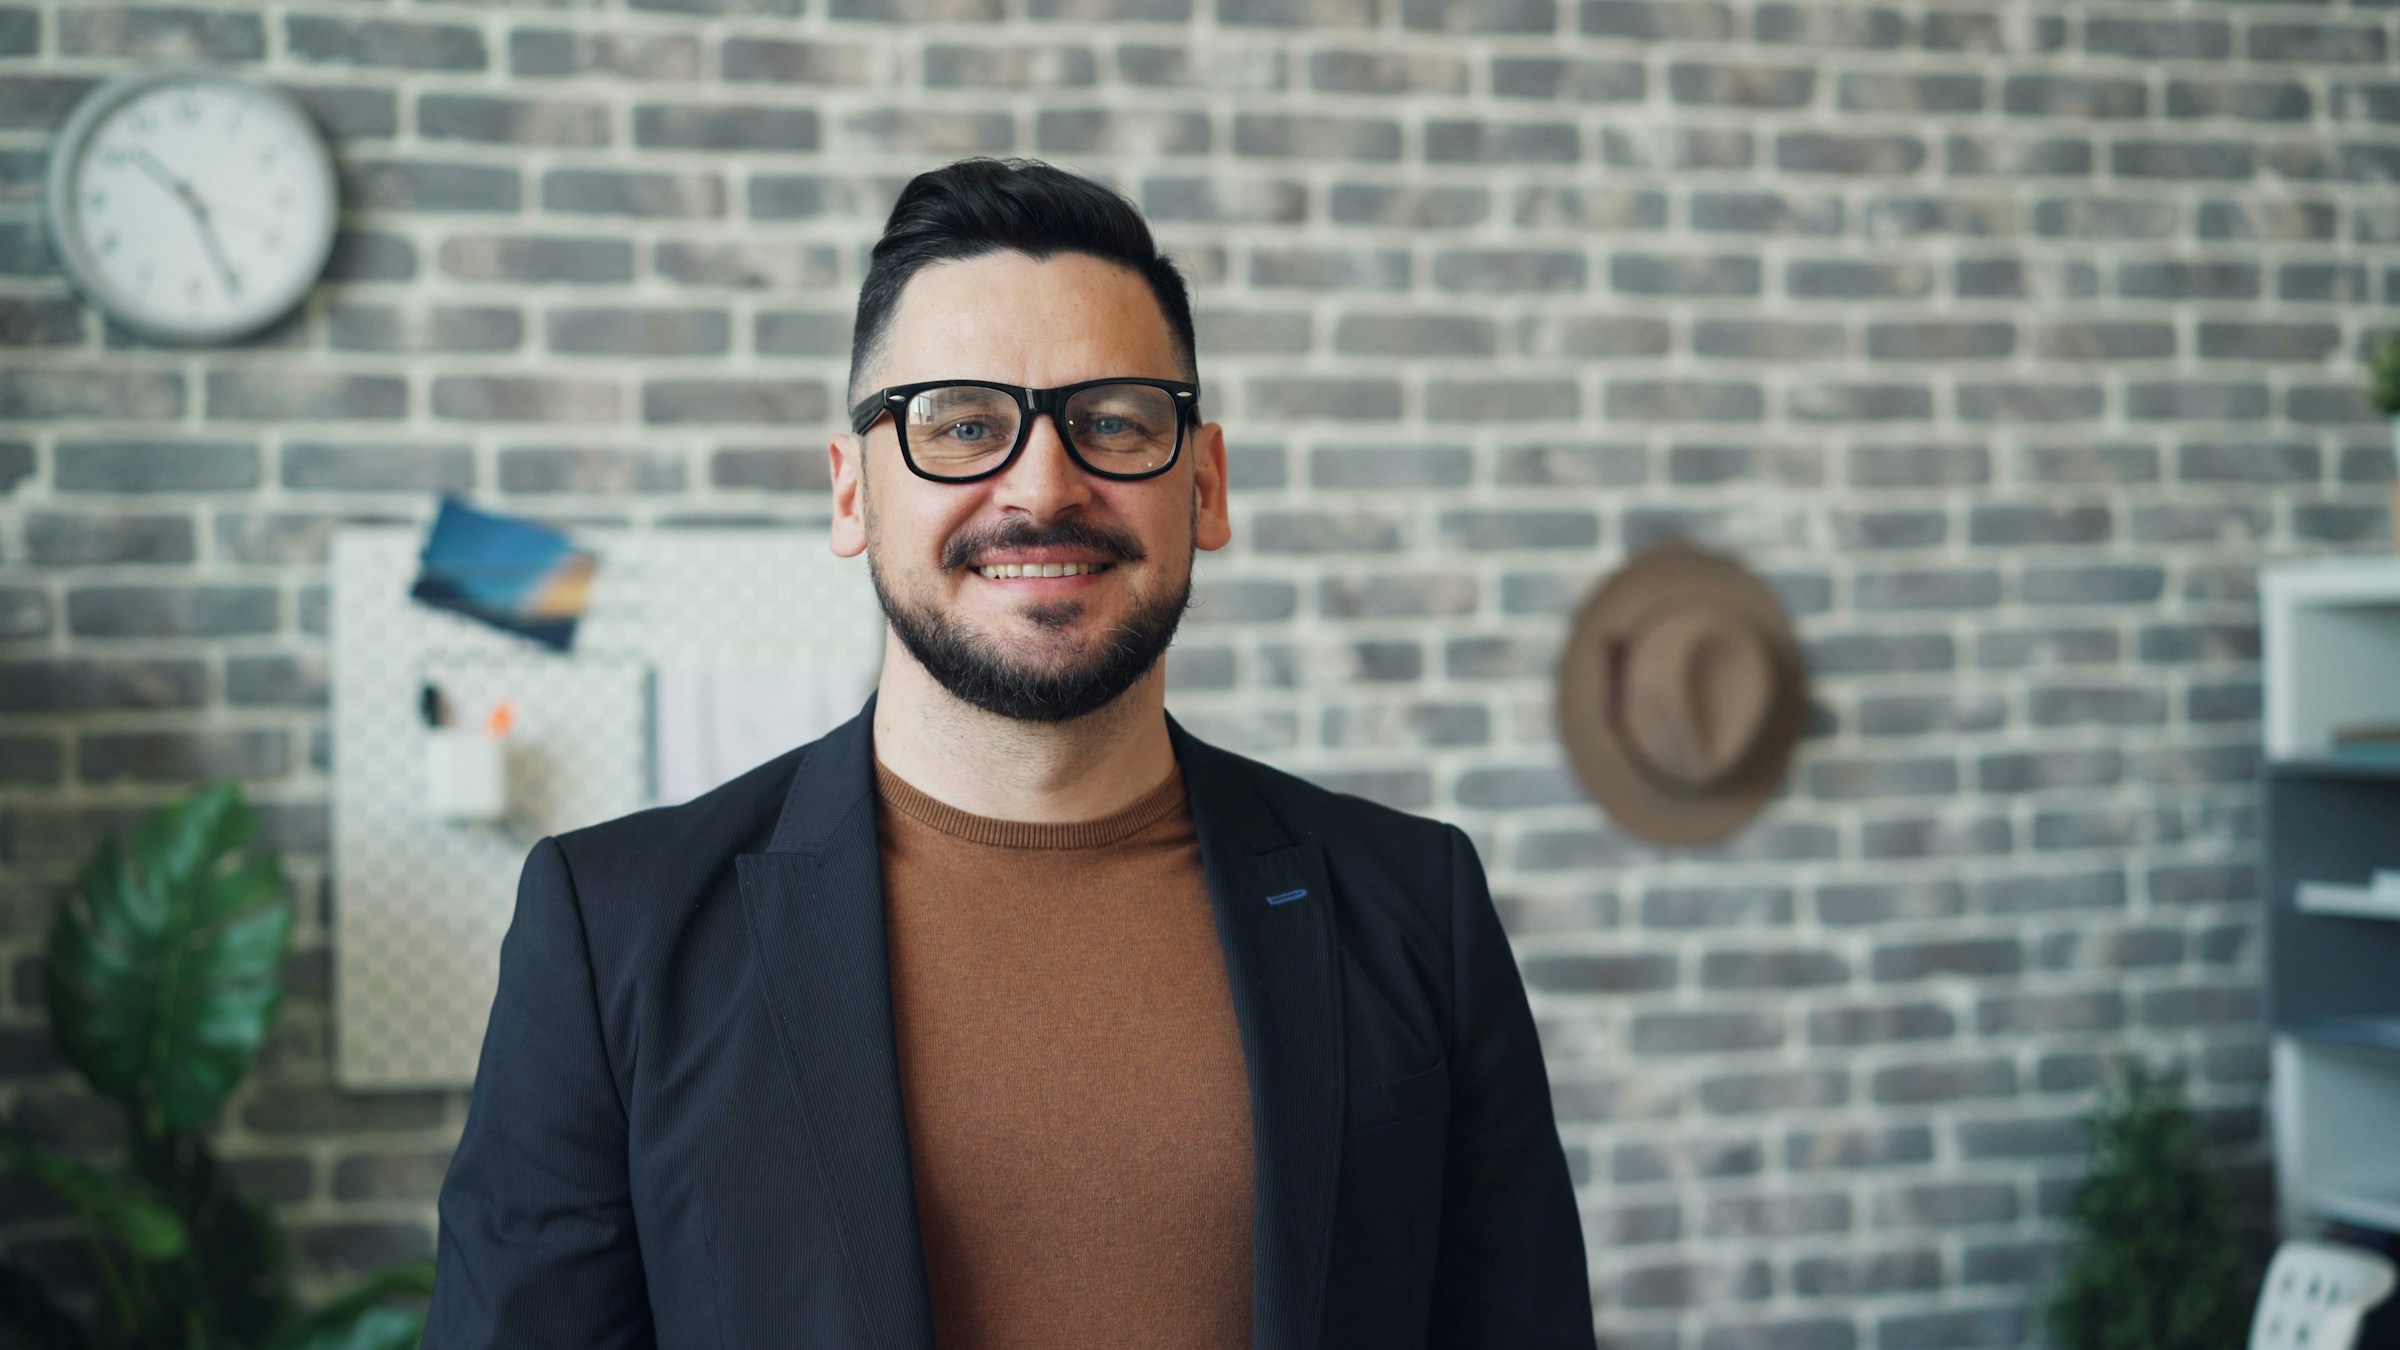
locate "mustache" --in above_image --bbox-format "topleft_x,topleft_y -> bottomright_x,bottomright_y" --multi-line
941,518 -> 1148,571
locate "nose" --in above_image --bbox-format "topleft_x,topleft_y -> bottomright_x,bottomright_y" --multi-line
988,411 -> 1094,523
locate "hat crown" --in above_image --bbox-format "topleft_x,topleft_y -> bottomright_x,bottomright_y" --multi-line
1612,604 -> 1774,793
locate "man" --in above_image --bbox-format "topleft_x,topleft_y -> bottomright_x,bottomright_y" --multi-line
427,157 -> 1595,1350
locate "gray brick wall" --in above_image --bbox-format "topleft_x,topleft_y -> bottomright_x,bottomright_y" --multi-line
2,0 -> 2394,1341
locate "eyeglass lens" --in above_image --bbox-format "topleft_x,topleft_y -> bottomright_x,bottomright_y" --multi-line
900,384 -> 1181,478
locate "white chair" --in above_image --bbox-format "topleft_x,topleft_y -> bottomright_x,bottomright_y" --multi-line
2249,1239 -> 2398,1350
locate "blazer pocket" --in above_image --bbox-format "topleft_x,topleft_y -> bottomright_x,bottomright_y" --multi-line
1344,1057 -> 1449,1133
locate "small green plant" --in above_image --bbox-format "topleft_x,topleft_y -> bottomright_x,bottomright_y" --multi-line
2045,1058 -> 2248,1350
2364,331 -> 2400,418
0,783 -> 431,1349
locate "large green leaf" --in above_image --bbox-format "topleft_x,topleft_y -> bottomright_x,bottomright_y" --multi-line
0,1135 -> 185,1263
0,1265 -> 91,1350
47,783 -> 295,1130
260,1263 -> 435,1350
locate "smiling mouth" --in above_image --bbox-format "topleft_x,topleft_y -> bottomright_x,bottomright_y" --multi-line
975,561 -> 1113,579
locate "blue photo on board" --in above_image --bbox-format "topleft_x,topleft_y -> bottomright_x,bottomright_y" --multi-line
409,496 -> 598,652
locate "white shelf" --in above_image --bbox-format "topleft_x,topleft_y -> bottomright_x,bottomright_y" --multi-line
2310,1189 -> 2400,1235
2298,882 -> 2400,921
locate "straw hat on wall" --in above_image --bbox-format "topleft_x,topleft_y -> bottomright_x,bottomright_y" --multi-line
1555,539 -> 1812,846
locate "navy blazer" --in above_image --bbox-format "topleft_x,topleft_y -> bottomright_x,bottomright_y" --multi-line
426,696 -> 1596,1349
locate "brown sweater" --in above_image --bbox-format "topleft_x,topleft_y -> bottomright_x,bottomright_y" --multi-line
874,758 -> 1255,1350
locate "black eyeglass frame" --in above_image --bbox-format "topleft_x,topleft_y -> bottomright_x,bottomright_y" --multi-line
847,377 -> 1203,485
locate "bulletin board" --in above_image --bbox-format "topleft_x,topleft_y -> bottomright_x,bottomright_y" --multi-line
330,525 -> 885,1089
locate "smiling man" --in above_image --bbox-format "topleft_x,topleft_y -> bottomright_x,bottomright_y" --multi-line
426,158 -> 1595,1350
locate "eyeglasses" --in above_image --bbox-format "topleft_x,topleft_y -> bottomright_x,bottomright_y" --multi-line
848,378 -> 1201,484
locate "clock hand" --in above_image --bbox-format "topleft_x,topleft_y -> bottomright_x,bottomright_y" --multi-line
185,200 -> 243,297
125,146 -> 242,296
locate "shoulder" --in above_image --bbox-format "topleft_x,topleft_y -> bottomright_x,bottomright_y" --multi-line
532,739 -> 811,956
1182,730 -> 1466,877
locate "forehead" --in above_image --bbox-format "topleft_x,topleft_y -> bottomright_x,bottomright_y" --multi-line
874,250 -> 1184,389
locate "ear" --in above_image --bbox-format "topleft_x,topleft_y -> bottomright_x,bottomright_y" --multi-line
829,432 -> 867,558
1192,420 -> 1231,553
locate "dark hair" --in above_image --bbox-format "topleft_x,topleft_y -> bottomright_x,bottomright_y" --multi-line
847,158 -> 1198,406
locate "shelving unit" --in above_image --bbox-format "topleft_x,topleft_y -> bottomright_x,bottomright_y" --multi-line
2262,557 -> 2400,1241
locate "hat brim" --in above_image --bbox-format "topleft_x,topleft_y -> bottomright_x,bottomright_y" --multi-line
1556,540 -> 1810,846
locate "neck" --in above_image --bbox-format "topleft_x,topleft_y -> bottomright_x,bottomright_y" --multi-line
869,632 -> 1177,824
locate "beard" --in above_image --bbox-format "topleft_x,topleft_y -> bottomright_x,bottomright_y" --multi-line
866,509 -> 1194,724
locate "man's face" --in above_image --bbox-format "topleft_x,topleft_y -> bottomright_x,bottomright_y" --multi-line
828,250 -> 1231,723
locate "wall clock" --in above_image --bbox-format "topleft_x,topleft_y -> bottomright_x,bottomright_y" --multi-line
45,69 -> 340,345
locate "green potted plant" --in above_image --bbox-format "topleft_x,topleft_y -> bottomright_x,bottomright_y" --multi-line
2363,331 -> 2400,551
0,783 -> 432,1348
2044,1058 -> 2249,1350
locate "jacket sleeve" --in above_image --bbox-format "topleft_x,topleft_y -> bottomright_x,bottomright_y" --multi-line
1426,825 -> 1598,1350
425,836 -> 656,1349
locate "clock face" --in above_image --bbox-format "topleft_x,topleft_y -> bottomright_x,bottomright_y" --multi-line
46,71 -> 339,345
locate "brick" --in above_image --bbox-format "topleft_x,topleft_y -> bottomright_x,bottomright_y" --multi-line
345,160 -> 520,214
419,95 -> 611,148
635,104 -> 820,152
283,442 -> 473,494
440,235 -> 635,285
1833,510 -> 1945,549
1432,249 -> 1586,292
512,29 -> 706,81
1036,109 -> 1210,156
208,373 -> 406,422
0,297 -> 82,347
1690,192 -> 1842,236
1248,377 -> 1400,421
1793,1250 -> 1941,1298
1521,952 -> 1677,995
1788,1123 -> 1938,1173
2005,75 -> 2143,119
2249,22 -> 2387,64
326,231 -> 417,283
500,448 -> 687,495
287,16 -> 485,70
332,1151 -> 452,1203
80,730 -> 287,785
1671,63 -> 1814,109
1700,949 -> 1849,990
1488,55 -> 1641,100
0,736 -> 63,785
927,43 -> 1100,88
1815,880 -> 1965,926
24,514 -> 195,567
1250,247 -> 1408,290
0,588 -> 53,639
0,77 -> 98,130
707,37 -> 861,82
1437,509 -> 1596,550
226,654 -> 327,709
67,586 -> 277,638
1871,1059 -> 2016,1106
435,377 -> 622,425
1252,511 -> 1400,555
331,305 -> 523,355
1401,0 -> 1553,30
1424,380 -> 1578,424
1878,1307 -> 2024,1350
839,110 -> 1014,155
1607,381 -> 1763,423
2172,78 -> 2310,123
543,169 -> 726,219
1705,1193 -> 1852,1239
1839,73 -> 1981,115
1807,1001 -> 1955,1047
644,380 -> 827,426
1788,259 -> 1933,299
1776,133 -> 1925,175
55,440 -> 257,493
0,439 -> 35,492
1698,1069 -> 1848,1116
1614,252 -> 1760,296
1318,573 -> 1475,618
2111,139 -> 2254,181
0,659 -> 205,713
0,370 -> 185,420
713,448 -> 830,494
548,307 -> 731,357
1580,0 -> 1732,39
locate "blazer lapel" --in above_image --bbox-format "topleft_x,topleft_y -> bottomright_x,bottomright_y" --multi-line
1173,716 -> 1346,1350
734,695 -> 938,1350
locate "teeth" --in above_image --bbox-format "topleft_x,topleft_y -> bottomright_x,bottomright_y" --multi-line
976,562 -> 1106,579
